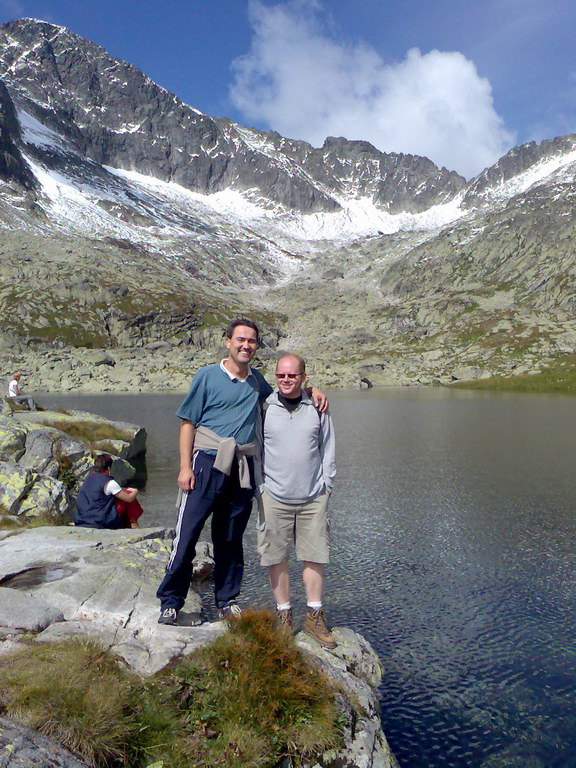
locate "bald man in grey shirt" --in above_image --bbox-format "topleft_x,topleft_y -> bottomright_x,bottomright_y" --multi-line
256,353 -> 337,648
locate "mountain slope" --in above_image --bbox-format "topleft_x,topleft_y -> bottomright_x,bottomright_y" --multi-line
0,17 -> 574,390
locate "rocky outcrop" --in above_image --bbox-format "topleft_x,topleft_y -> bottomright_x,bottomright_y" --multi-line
0,409 -> 147,524
0,527 -> 211,673
0,526 -> 398,768
463,134 -> 576,205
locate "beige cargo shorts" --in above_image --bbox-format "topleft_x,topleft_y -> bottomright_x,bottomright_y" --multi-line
257,488 -> 330,566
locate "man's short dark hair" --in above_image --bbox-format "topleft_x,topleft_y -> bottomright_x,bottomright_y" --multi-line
225,318 -> 260,343
94,453 -> 113,473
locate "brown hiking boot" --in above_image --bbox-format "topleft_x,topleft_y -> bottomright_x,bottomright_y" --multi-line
276,607 -> 293,635
303,608 -> 337,649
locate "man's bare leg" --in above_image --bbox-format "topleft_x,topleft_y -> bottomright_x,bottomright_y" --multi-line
268,560 -> 290,604
303,561 -> 324,603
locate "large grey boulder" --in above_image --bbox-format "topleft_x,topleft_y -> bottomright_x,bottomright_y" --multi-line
0,527 -> 215,675
17,425 -> 93,487
18,428 -> 60,474
81,349 -> 116,366
15,410 -> 147,458
0,462 -> 34,514
16,474 -> 73,520
0,463 -> 73,521
450,365 -> 485,381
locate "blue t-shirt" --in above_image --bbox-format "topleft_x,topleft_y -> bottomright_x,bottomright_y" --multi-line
176,363 -> 273,444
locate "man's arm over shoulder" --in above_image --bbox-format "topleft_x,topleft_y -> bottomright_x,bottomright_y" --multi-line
305,386 -> 328,413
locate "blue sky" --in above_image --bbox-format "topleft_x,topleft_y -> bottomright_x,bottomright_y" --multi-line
0,0 -> 574,177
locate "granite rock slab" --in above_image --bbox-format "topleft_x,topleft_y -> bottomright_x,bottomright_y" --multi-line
0,588 -> 64,632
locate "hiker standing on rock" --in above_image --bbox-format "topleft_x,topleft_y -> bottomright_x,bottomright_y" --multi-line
156,320 -> 328,626
256,353 -> 337,648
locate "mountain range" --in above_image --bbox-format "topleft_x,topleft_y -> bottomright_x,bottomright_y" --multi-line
0,17 -> 574,391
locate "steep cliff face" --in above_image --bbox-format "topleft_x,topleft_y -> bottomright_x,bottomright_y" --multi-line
0,78 -> 36,188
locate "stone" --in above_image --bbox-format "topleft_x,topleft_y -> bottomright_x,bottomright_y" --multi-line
451,366 -> 485,381
16,474 -> 73,520
0,587 -> 64,631
92,438 -> 131,459
81,349 -> 116,366
18,428 -> 58,473
296,629 -> 399,768
0,527 -> 215,674
0,462 -> 34,514
0,418 -> 27,463
0,716 -> 90,768
109,456 -> 136,485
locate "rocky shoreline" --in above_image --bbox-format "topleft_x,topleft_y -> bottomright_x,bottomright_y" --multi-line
0,340 -> 523,396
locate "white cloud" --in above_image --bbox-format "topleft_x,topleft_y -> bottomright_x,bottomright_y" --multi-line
230,0 -> 516,178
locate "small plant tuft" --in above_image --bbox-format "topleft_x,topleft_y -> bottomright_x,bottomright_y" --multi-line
56,453 -> 77,491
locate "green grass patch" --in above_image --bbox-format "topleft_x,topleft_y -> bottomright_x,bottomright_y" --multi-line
36,419 -> 133,447
25,512 -> 68,528
0,515 -> 20,530
0,610 -> 343,768
451,354 -> 576,393
0,512 -> 67,531
159,609 -> 342,767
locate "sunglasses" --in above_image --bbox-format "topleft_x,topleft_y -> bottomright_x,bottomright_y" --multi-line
275,372 -> 304,379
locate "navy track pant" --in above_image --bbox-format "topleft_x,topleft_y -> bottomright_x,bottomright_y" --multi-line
157,451 -> 255,610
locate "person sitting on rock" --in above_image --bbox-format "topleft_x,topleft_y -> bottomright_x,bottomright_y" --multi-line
7,371 -> 37,411
75,453 -> 143,529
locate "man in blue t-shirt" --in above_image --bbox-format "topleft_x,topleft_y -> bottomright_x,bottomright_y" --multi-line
156,319 -> 326,625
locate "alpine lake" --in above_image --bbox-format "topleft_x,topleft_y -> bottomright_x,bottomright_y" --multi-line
40,388 -> 575,768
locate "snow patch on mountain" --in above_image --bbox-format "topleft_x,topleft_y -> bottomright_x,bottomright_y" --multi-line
17,108 -> 71,152
106,165 -> 466,241
479,148 -> 576,201
277,195 -> 465,240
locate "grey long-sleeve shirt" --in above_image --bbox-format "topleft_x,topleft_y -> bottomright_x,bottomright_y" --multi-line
255,390 -> 336,504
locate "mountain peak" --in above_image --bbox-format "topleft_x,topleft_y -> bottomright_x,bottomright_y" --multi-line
0,18 -> 468,216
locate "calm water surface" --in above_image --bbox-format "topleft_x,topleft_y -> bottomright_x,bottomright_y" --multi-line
41,388 -> 576,768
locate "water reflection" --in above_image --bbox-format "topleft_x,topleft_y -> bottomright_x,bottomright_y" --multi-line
40,388 -> 576,768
